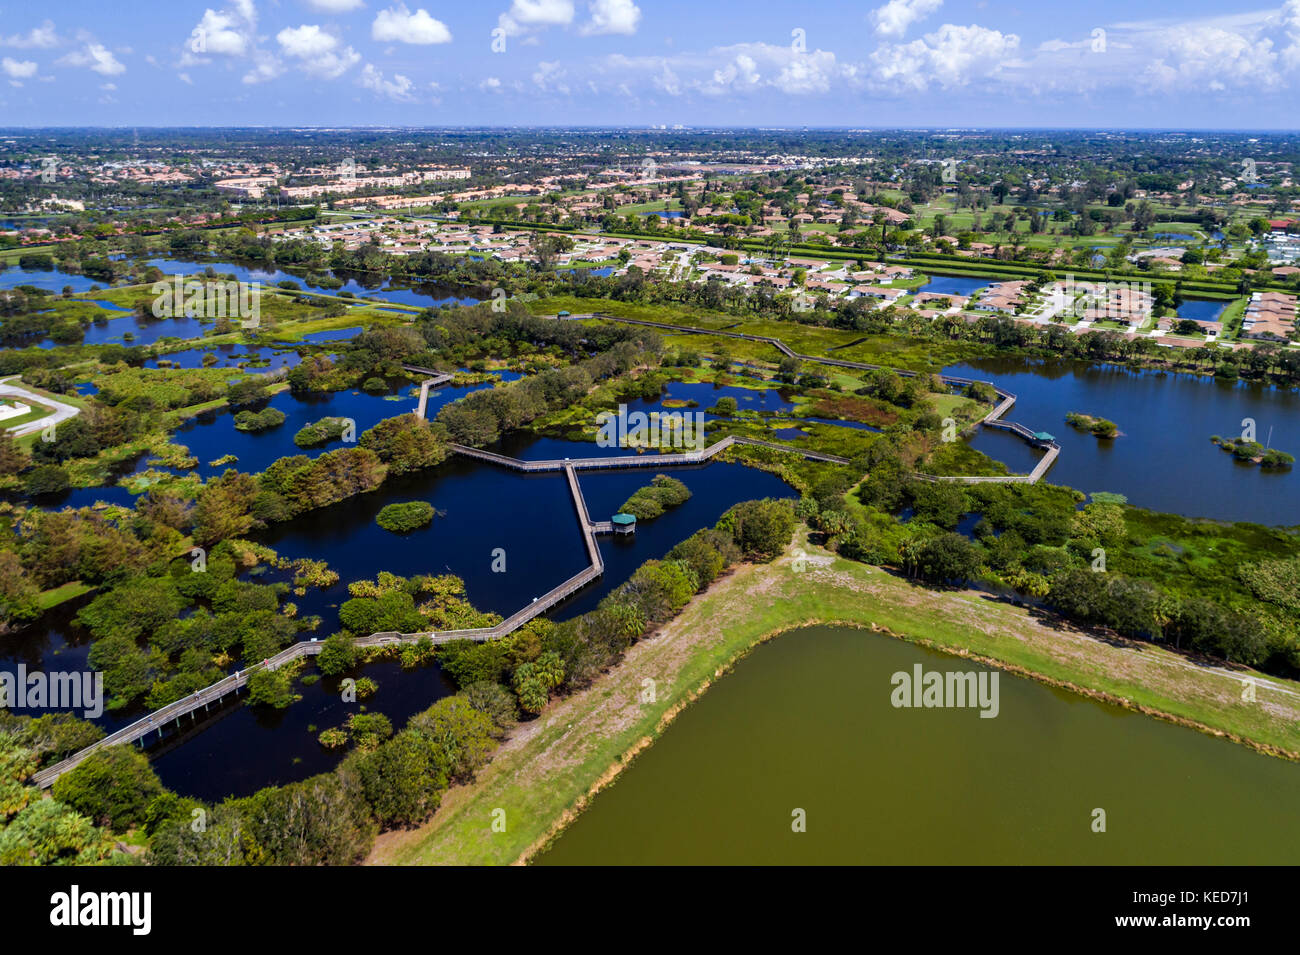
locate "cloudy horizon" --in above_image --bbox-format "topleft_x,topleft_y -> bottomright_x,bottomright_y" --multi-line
0,0 -> 1298,128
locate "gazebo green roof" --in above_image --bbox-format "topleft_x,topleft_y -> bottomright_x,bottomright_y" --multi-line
612,513 -> 637,525
1032,431 -> 1055,441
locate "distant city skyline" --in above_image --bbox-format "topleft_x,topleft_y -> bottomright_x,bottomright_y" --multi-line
0,0 -> 1298,129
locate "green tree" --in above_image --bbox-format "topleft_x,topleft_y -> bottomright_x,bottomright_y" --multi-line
512,651 -> 566,715
51,746 -> 165,831
77,576 -> 187,642
317,634 -> 360,676
908,532 -> 982,584
376,501 -> 436,533
23,464 -> 70,497
349,730 -> 446,827
408,694 -> 498,780
721,498 -> 795,561
246,668 -> 300,708
193,470 -> 259,545
360,414 -> 447,474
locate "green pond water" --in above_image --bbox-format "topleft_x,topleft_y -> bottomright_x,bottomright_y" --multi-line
537,625 -> 1300,865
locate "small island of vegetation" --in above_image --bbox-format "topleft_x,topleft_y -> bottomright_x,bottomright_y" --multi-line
233,407 -> 287,433
1210,435 -> 1295,468
618,474 -> 692,520
1066,412 -> 1119,439
376,500 -> 436,533
295,416 -> 354,448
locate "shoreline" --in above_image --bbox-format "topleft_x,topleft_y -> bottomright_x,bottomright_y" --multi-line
370,530 -> 1300,866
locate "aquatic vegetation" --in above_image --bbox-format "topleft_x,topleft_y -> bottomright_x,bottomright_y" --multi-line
233,407 -> 286,432
1066,411 -> 1119,438
375,500 -> 436,533
1210,435 -> 1294,468
293,415 -> 354,448
619,474 -> 692,520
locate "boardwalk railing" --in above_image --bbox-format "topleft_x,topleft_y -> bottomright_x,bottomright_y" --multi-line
31,641 -> 325,788
449,435 -> 849,473
403,365 -> 454,420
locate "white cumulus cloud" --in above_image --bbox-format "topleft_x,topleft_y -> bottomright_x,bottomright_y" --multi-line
189,5 -> 257,57
1140,24 -> 1279,92
2,21 -> 59,49
277,24 -> 360,78
581,0 -> 640,36
372,4 -> 452,44
59,41 -> 126,76
595,41 -> 851,99
870,23 -> 1018,90
498,0 -> 575,37
869,0 -> 942,38
359,62 -> 415,99
1,58 -> 38,79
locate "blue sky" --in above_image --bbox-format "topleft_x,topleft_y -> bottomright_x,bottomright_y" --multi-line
0,0 -> 1297,128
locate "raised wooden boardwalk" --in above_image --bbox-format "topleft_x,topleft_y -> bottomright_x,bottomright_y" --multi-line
554,312 -> 1059,484
32,431 -> 843,788
449,434 -> 849,472
402,364 -> 454,420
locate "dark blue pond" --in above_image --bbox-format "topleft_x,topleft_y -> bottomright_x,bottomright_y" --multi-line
656,380 -> 797,414
899,507 -> 984,539
137,373 -> 524,483
9,423 -> 798,802
0,610 -> 148,738
144,388 -> 413,482
81,299 -> 132,313
917,274 -> 992,296
0,266 -> 103,294
0,217 -> 56,229
557,459 -> 796,619
146,654 -> 459,802
1175,298 -> 1228,323
35,484 -> 139,511
77,310 -> 211,347
945,357 -> 1300,524
561,266 -> 616,277
147,436 -> 793,800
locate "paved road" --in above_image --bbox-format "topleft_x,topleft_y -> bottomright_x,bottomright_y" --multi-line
0,376 -> 81,437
